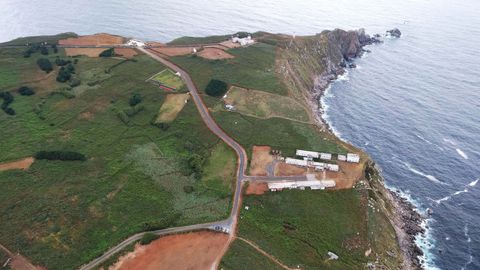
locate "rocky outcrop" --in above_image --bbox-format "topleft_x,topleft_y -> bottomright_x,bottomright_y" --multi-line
276,28 -> 381,129
387,28 -> 402,38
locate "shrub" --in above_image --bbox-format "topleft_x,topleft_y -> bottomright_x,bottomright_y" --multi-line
3,107 -> 15,115
18,86 -> 35,96
99,48 -> 115,57
34,151 -> 86,161
69,77 -> 81,87
56,67 -> 71,82
55,58 -> 71,66
205,79 -> 228,97
52,44 -> 58,53
129,93 -> 142,106
140,233 -> 158,245
40,46 -> 49,55
37,58 -> 53,73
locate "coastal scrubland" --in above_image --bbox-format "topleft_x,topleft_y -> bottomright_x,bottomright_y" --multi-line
172,33 -> 403,269
0,35 -> 235,269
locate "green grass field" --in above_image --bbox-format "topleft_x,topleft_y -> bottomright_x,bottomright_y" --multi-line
167,34 -> 231,45
149,68 -> 185,90
0,47 -> 235,269
222,86 -> 311,123
237,189 -> 370,270
171,42 -> 288,99
212,110 -> 346,158
220,239 -> 283,270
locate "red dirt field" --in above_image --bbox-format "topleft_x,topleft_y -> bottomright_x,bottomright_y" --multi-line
64,47 -> 106,57
150,46 -> 198,57
110,231 -> 229,270
114,48 -> 138,58
316,161 -> 364,189
250,146 -> 274,176
245,182 -> 269,195
198,47 -> 234,60
0,157 -> 34,172
58,33 -> 124,46
0,244 -> 45,270
274,162 -> 306,176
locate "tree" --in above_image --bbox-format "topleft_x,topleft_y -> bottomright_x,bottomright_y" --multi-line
56,67 -> 71,82
51,44 -> 58,53
40,46 -> 49,55
18,86 -> 35,96
55,58 -> 71,66
34,151 -> 86,161
37,58 -> 53,73
129,93 -> 142,106
3,107 -> 15,115
99,48 -> 115,57
205,79 -> 228,97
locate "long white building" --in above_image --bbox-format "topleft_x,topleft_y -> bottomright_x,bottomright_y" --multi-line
347,153 -> 360,163
296,149 -> 319,159
268,180 -> 336,191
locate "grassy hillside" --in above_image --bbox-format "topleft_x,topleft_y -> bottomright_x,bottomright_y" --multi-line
0,33 -> 78,46
220,239 -> 283,270
0,46 -> 235,269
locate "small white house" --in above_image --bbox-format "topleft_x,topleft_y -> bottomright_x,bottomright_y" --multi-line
296,149 -> 320,159
320,152 -> 332,160
175,72 -> 181,77
338,154 -> 347,161
232,35 -> 254,46
225,104 -> 235,111
326,164 -> 339,172
126,39 -> 145,47
347,153 -> 360,163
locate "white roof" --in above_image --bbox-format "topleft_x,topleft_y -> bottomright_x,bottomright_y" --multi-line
296,149 -> 320,158
268,180 -> 336,190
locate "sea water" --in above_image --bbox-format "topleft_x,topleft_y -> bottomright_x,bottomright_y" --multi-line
1,0 -> 479,268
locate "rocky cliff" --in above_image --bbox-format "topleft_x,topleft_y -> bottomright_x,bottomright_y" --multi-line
274,29 -> 379,128
271,29 -> 424,269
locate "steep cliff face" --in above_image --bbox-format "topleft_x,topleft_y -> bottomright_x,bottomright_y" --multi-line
275,29 -> 376,128
273,30 -> 423,269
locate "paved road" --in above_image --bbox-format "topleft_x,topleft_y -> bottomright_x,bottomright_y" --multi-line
78,47 -> 248,270
140,47 -> 248,227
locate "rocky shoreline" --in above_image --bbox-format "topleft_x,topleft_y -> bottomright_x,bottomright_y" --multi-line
310,28 -> 426,269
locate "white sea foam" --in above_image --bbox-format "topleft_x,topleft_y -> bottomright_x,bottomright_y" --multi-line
461,255 -> 473,270
443,138 -> 457,145
468,179 -> 479,187
456,148 -> 469,159
434,178 -> 478,204
416,134 -> 432,145
403,162 -> 445,184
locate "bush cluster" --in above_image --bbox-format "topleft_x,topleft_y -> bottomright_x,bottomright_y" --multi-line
34,151 -> 86,161
205,79 -> 228,97
18,86 -> 35,96
129,93 -> 142,106
55,58 -> 71,66
23,44 -> 58,58
57,63 -> 75,82
0,92 -> 15,115
37,58 -> 53,73
99,48 -> 115,57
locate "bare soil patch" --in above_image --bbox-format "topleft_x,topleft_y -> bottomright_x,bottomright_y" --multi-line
198,48 -> 234,60
65,48 -> 106,57
151,47 -> 198,57
110,231 -> 229,270
245,182 -> 269,195
0,244 -> 45,270
59,33 -> 124,46
315,161 -> 364,189
114,48 -> 138,58
0,157 -> 34,172
219,40 -> 242,49
274,162 -> 306,176
155,93 -> 190,123
250,146 -> 274,176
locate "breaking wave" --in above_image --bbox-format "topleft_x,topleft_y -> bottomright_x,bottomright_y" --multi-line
402,161 -> 445,184
456,148 -> 469,159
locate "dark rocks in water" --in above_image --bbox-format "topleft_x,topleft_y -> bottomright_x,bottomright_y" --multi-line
348,63 -> 357,68
387,28 -> 402,38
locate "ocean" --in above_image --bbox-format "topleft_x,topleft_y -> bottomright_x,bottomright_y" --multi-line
1,0 -> 479,269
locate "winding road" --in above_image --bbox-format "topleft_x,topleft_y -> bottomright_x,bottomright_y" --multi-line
78,46 -> 249,270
